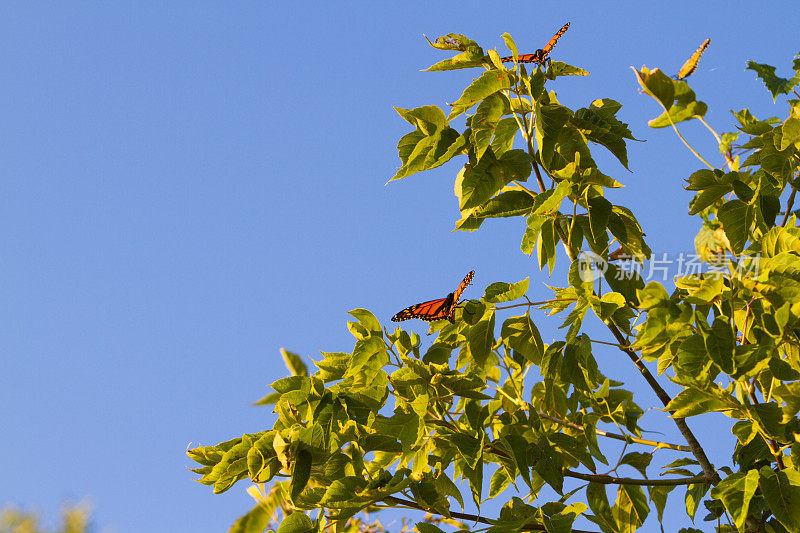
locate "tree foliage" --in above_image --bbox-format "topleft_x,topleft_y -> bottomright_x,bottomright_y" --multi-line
188,33 -> 800,533
0,505 -> 90,533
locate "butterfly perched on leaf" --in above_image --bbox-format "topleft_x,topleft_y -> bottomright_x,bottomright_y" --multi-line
391,271 -> 475,323
676,38 -> 711,80
501,22 -> 570,65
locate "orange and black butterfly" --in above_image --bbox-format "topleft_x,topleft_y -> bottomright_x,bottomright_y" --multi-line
675,38 -> 711,80
501,22 -> 570,65
391,271 -> 475,323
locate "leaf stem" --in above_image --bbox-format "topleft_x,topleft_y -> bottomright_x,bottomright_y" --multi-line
643,87 -> 714,170
697,116 -> 735,170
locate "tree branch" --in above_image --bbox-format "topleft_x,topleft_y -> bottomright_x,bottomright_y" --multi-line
564,470 -> 707,486
521,120 -> 720,485
604,320 -> 720,483
381,495 -> 599,533
781,185 -> 797,227
535,410 -> 692,452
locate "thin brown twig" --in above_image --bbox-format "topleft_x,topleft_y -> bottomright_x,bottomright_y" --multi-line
564,471 -> 708,486
381,495 -> 600,533
536,411 -> 692,452
493,298 -> 577,311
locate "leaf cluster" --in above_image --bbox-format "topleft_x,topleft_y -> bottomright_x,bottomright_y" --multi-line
189,38 -> 800,533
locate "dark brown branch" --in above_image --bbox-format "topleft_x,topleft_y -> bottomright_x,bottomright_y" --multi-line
564,470 -> 708,486
781,185 -> 797,227
526,151 -> 719,485
605,320 -> 719,484
381,495 -> 599,533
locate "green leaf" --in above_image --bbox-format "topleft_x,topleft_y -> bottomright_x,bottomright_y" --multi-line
588,196 -> 612,245
746,60 -> 800,102
573,99 -> 635,169
501,33 -> 518,61
781,117 -> 800,150
733,108 -> 775,135
434,470 -> 465,509
395,105 -> 447,134
423,34 -> 485,71
521,213 -> 546,254
688,175 -> 733,214
390,120 -> 463,182
632,67 -> 674,110
718,200 -> 755,254
586,483 -> 618,533
229,504 -> 271,533
548,61 -> 590,77
416,523 -> 446,533
489,463 -> 512,498
636,281 -> 669,310
620,452 -> 652,478
709,469 -> 759,531
290,449 -> 312,501
491,117 -> 521,157
612,484 -> 649,533
759,466 -> 800,530
456,189 -> 537,231
484,277 -> 529,303
347,309 -> 383,339
607,205 -> 650,259
699,316 -> 735,375
460,460 -> 484,511
665,387 -> 729,417
685,274 -> 723,305
448,70 -> 512,120
674,334 -> 716,382
534,180 -> 572,216
648,486 -> 675,525
472,93 -> 508,162
649,82 -> 708,128
280,348 -> 308,377
467,311 -> 496,365
684,483 -> 709,520
535,103 -> 573,168
501,313 -> 545,363
456,149 -> 532,211
276,512 -> 314,533
538,219 -> 559,274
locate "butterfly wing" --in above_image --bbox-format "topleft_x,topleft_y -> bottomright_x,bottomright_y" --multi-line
541,22 -> 570,57
391,294 -> 454,322
446,270 -> 475,322
391,270 -> 475,324
500,52 -> 540,63
677,38 -> 711,80
500,22 -> 569,64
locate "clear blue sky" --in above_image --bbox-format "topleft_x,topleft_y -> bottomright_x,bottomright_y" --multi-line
1,2 -> 797,532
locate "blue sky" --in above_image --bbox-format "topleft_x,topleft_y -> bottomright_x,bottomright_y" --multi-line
1,2 -> 797,532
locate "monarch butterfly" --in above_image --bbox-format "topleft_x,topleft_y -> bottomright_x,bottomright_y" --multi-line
391,271 -> 475,323
676,38 -> 711,80
501,22 -> 570,65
